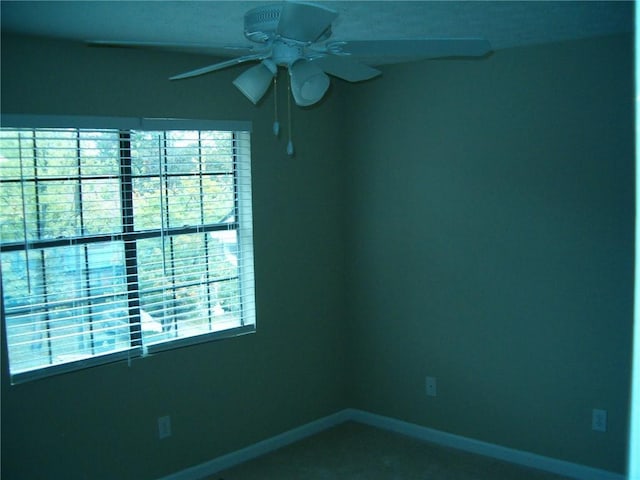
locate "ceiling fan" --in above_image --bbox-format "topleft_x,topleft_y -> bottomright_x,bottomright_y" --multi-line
91,1 -> 491,154
93,1 -> 491,107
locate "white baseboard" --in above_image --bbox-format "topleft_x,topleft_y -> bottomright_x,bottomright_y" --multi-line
347,409 -> 625,480
160,408 -> 625,480
159,409 -> 352,480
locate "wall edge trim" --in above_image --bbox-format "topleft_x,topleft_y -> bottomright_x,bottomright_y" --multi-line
350,409 -> 624,480
159,408 -> 624,480
158,409 -> 352,480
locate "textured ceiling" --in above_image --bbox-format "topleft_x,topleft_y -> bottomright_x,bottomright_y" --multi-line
1,1 -> 633,60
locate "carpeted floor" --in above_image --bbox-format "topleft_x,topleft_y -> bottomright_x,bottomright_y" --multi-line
212,421 -> 572,480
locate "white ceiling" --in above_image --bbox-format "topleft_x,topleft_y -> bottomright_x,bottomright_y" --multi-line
0,1 -> 634,61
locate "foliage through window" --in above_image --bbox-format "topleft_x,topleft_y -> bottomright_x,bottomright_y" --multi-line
0,117 -> 255,383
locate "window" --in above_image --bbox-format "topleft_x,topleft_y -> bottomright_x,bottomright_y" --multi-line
0,116 -> 255,383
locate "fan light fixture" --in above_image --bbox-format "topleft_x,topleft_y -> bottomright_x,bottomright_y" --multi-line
289,60 -> 330,107
233,59 -> 278,104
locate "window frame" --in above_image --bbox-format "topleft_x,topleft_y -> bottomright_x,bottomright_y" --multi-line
0,115 -> 256,384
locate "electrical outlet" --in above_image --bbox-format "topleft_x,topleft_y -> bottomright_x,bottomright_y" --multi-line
592,409 -> 607,432
426,376 -> 437,397
158,415 -> 172,439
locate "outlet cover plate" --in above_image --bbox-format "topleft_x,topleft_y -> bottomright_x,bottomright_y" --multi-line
158,415 -> 172,439
426,376 -> 437,397
592,408 -> 607,432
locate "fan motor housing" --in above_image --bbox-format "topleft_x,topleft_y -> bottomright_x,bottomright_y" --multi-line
244,3 -> 333,44
244,5 -> 282,43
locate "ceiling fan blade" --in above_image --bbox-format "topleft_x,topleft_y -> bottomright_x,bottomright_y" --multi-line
277,2 -> 338,43
312,56 -> 381,83
330,38 -> 492,60
169,53 -> 268,80
88,40 -> 255,57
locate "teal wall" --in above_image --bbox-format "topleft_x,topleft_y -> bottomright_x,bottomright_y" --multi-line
1,31 -> 634,478
344,34 -> 634,473
0,34 -> 348,480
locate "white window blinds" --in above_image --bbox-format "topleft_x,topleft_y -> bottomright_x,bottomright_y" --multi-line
0,117 -> 255,383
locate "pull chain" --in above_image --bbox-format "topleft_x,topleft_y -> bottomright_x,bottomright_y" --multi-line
287,79 -> 294,156
273,75 -> 280,137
